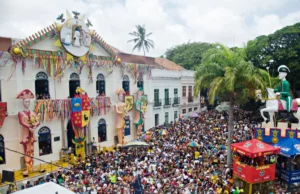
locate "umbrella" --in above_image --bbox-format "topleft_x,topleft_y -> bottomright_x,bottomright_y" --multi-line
188,141 -> 200,147
190,112 -> 198,118
159,130 -> 169,135
141,134 -> 151,140
124,140 -> 149,147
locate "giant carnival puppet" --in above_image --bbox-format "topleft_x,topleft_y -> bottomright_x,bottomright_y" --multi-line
257,65 -> 300,128
115,88 -> 127,145
134,88 -> 147,139
16,89 -> 40,175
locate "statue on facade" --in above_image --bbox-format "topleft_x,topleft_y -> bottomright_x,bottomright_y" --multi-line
16,89 -> 40,175
115,88 -> 126,145
134,88 -> 147,139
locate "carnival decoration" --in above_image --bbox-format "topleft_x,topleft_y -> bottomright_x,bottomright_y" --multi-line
256,65 -> 300,128
120,63 -> 152,83
86,19 -> 93,27
16,89 -> 40,175
125,95 -> 134,113
2,10 -> 118,81
56,13 -> 65,23
134,88 -> 147,139
114,88 -> 127,145
254,128 -> 300,144
231,139 -> 280,193
70,87 -> 91,159
0,102 -> 7,128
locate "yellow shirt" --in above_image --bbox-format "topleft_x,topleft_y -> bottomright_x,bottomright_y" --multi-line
194,151 -> 200,159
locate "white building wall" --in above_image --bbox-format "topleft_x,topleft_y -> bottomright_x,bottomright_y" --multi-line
180,70 -> 200,114
0,42 -> 199,171
148,69 -> 181,127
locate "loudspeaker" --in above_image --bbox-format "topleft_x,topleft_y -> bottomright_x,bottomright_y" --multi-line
2,170 -> 14,183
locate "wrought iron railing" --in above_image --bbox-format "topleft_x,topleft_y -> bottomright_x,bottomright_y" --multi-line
153,99 -> 162,107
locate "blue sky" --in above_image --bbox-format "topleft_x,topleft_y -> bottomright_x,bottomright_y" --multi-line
1,0 -> 300,57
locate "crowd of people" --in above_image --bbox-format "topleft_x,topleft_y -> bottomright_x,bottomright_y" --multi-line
6,109 -> 290,193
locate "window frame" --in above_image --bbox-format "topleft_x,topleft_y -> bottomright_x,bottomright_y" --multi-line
98,119 -> 107,142
124,116 -> 131,136
96,73 -> 106,96
122,75 -> 130,95
35,72 -> 49,99
188,86 -> 192,97
165,112 -> 169,124
137,81 -> 144,90
38,127 -> 52,156
182,86 -> 186,97
69,73 -> 80,98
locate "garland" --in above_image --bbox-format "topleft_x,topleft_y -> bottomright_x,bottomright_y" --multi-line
35,99 -> 71,122
120,63 -> 152,83
90,96 -> 112,116
35,97 -> 112,123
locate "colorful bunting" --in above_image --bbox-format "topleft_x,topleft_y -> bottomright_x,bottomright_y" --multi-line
34,97 -> 112,123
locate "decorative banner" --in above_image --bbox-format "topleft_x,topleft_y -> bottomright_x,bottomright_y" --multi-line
125,95 -> 134,112
233,161 -> 276,183
71,94 -> 91,128
255,128 -> 300,144
0,102 -> 7,128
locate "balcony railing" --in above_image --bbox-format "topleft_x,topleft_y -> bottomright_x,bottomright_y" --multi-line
164,98 -> 171,106
188,96 -> 193,103
173,97 -> 180,105
153,99 -> 162,107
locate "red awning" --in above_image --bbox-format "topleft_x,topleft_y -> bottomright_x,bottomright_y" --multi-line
231,139 -> 280,158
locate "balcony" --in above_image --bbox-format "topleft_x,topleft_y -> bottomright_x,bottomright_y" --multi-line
188,96 -> 193,103
164,98 -> 171,108
173,97 -> 180,107
153,99 -> 162,107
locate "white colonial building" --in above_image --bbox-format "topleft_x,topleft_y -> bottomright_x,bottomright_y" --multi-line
0,14 -> 199,171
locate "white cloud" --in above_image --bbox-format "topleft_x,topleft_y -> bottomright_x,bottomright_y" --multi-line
0,0 -> 300,57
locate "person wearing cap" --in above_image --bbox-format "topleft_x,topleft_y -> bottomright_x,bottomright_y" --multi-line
273,65 -> 293,119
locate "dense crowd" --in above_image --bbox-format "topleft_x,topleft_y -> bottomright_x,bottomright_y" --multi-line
7,109 -> 289,193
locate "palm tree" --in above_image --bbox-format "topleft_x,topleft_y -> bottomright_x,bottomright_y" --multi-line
128,25 -> 154,55
194,44 -> 269,166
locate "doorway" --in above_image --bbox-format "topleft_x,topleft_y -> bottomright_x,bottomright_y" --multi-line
67,120 -> 75,150
155,114 -> 159,126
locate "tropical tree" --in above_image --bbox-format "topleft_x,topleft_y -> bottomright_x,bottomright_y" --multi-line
165,42 -> 214,70
194,44 -> 269,166
128,25 -> 154,55
245,22 -> 300,97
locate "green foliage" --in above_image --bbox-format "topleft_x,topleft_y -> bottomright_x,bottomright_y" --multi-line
128,25 -> 154,55
245,23 -> 300,96
194,44 -> 269,105
165,42 -> 214,70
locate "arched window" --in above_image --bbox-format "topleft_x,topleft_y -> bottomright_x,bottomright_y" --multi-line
124,115 -> 130,136
35,72 -> 49,99
69,73 -> 80,98
96,74 -> 105,96
122,75 -> 130,95
0,135 -> 5,164
137,76 -> 143,90
98,119 -> 107,142
38,127 -> 52,156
